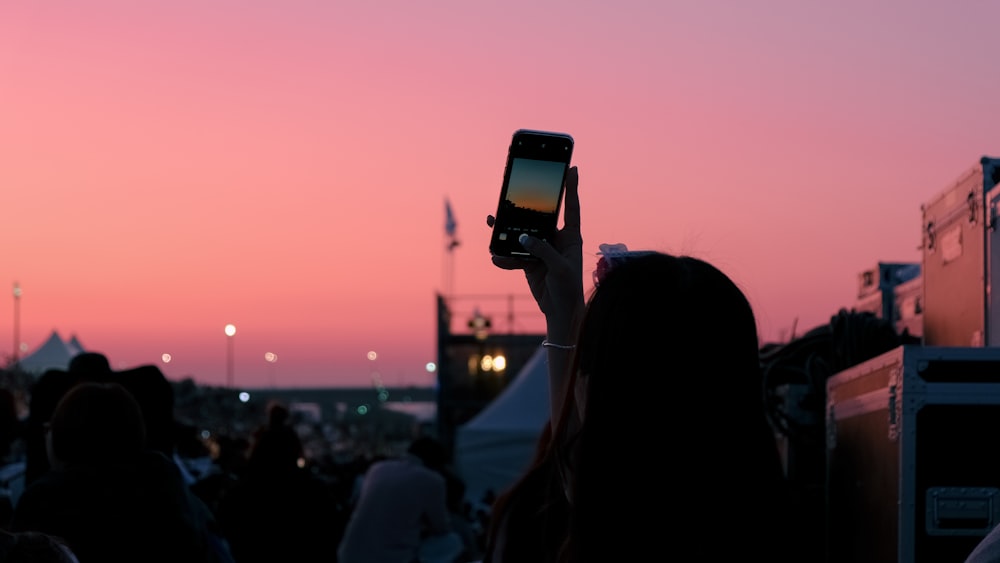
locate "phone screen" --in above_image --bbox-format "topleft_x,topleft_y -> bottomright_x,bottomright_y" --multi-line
490,130 -> 573,259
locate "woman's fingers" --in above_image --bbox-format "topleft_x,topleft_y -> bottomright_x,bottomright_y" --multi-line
562,166 -> 580,231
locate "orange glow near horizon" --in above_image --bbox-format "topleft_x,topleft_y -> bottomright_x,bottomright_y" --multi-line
2,1 -> 998,387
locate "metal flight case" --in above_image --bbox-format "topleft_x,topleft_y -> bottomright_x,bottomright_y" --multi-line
920,156 -> 1000,346
826,344 -> 1000,563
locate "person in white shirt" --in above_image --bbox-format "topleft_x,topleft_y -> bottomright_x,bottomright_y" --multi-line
337,436 -> 462,563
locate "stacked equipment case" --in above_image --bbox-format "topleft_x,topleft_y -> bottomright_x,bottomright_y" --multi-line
921,156 -> 1000,346
826,345 -> 1000,563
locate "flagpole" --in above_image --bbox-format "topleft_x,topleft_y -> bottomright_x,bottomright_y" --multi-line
12,282 -> 21,367
445,244 -> 454,299
444,198 -> 459,302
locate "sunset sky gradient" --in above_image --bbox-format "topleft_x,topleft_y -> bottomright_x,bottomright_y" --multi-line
3,1 -> 998,387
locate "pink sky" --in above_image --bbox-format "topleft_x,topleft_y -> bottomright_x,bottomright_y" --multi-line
2,1 -> 997,388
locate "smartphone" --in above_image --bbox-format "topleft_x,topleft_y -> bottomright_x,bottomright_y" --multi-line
489,129 -> 575,259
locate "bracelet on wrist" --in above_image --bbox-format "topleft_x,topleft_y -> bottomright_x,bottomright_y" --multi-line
542,340 -> 576,350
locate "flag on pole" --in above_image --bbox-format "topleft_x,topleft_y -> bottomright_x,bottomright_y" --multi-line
445,197 -> 459,250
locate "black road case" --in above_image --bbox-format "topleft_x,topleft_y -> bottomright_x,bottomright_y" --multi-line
826,345 -> 1000,563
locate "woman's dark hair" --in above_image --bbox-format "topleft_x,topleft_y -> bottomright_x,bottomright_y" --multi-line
481,424 -> 567,563
568,253 -> 788,561
485,252 -> 791,563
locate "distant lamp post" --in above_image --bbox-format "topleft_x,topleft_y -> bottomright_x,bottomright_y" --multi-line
224,324 -> 237,387
265,352 -> 277,388
368,351 -> 388,401
12,282 -> 21,366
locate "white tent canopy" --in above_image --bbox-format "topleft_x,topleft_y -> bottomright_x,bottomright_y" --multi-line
454,345 -> 550,504
16,330 -> 84,374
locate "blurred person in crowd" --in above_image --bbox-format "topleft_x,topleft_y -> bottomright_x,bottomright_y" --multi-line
444,469 -> 482,563
337,435 -> 462,563
22,369 -> 81,486
481,166 -> 793,563
0,387 -> 22,463
216,401 -> 343,563
22,354 -> 171,484
0,386 -> 24,527
189,433 -> 251,518
10,381 -> 227,563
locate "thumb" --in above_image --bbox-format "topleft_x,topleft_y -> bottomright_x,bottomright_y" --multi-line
518,234 -> 561,263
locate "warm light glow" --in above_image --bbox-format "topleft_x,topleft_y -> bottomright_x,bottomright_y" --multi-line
264,352 -> 277,362
492,354 -> 506,372
367,351 -> 377,361
161,353 -> 172,363
224,324 -> 236,337
480,355 -> 494,372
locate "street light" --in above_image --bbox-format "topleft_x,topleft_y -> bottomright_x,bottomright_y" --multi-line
265,352 -> 277,388
368,350 -> 388,401
224,324 -> 236,387
12,282 -> 21,366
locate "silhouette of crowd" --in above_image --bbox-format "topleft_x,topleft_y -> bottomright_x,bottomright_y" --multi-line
0,351 -> 488,563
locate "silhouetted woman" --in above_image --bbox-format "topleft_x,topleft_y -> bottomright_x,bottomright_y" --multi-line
484,166 -> 793,563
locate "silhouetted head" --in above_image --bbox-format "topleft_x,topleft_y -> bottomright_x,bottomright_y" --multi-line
555,251 -> 787,561
47,382 -> 147,469
24,370 -> 83,484
68,352 -> 113,382
573,252 -> 764,425
265,401 -> 291,428
113,365 -> 176,457
247,401 -> 303,474
407,436 -> 449,472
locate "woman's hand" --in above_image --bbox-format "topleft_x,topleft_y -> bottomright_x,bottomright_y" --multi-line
487,166 -> 584,338
487,165 -> 584,429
